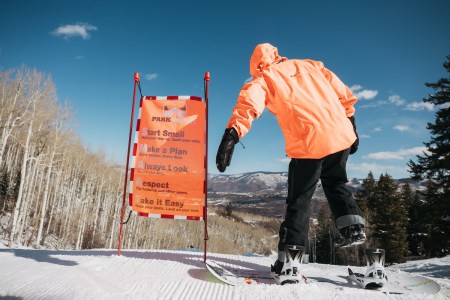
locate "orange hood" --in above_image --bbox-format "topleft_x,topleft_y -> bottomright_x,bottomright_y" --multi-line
250,43 -> 287,76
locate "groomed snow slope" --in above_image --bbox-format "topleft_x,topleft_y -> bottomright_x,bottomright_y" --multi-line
0,244 -> 449,300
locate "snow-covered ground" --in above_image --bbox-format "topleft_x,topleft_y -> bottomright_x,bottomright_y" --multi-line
0,240 -> 449,300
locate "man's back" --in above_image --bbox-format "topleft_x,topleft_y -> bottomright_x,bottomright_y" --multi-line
229,46 -> 357,158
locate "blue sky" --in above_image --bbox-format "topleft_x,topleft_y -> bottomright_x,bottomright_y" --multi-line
1,0 -> 449,179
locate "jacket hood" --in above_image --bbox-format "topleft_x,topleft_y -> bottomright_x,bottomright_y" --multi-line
249,43 -> 287,76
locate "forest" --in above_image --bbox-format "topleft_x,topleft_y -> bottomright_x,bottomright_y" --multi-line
0,66 -> 276,255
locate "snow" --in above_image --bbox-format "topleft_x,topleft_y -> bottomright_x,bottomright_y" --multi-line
0,240 -> 449,300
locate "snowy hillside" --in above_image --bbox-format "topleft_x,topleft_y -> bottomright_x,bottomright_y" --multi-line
1,240 -> 448,299
207,172 -> 427,219
208,172 -> 427,194
208,172 -> 288,193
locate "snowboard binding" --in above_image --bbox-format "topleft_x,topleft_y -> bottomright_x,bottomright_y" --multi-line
349,248 -> 388,289
335,224 -> 367,248
272,245 -> 306,285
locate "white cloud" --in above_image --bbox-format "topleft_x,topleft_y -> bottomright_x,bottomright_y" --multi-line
278,157 -> 290,164
356,90 -> 379,100
373,127 -> 382,132
75,56 -> 84,60
405,101 -> 435,111
244,76 -> 252,84
145,73 -> 158,80
51,23 -> 97,40
393,125 -> 409,132
350,85 -> 378,100
365,146 -> 427,160
360,134 -> 370,139
389,95 -> 405,106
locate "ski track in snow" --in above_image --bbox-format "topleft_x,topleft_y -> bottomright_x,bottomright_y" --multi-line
0,245 -> 449,300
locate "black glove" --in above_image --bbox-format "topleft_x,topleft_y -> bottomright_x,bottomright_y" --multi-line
349,116 -> 359,154
216,128 -> 239,172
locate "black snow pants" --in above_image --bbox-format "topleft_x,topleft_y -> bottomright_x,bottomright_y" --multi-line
278,148 -> 365,251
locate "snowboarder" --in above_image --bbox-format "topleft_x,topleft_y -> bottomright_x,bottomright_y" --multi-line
216,43 -> 366,283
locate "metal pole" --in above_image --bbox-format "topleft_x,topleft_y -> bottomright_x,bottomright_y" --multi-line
203,72 -> 210,263
118,72 -> 140,256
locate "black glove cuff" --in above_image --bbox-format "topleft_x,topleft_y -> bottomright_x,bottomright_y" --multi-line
348,116 -> 359,155
224,127 -> 239,143
348,116 -> 356,130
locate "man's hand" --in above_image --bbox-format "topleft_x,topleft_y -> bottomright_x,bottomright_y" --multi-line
216,128 -> 239,172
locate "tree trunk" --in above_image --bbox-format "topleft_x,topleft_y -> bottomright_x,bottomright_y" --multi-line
9,117 -> 34,247
35,146 -> 56,248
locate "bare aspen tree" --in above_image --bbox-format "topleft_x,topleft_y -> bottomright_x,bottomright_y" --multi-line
0,70 -> 28,165
108,192 -> 121,249
35,101 -> 73,248
9,68 -> 56,247
44,169 -> 63,238
59,163 -> 81,249
75,201 -> 89,250
16,158 -> 40,246
88,173 -> 105,248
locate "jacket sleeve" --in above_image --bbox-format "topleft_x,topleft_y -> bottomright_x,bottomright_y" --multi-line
318,62 -> 358,117
226,77 -> 268,139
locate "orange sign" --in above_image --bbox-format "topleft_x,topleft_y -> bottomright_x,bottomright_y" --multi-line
131,98 -> 206,219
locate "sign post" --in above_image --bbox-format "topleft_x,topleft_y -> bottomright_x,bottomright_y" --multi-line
118,73 -> 209,261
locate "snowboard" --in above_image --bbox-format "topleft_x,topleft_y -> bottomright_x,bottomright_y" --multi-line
205,259 -> 310,285
205,259 -> 441,295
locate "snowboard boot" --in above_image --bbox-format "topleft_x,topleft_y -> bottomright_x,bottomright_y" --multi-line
335,224 -> 366,248
271,245 -> 305,285
348,248 -> 387,289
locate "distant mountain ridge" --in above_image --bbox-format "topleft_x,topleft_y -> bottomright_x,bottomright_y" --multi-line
208,172 -> 288,193
208,171 -> 425,194
207,172 -> 426,218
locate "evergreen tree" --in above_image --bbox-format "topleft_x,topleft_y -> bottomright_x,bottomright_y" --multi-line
410,191 -> 427,257
354,172 -> 377,248
408,55 -> 450,257
371,174 -> 409,264
421,180 -> 447,257
0,168 -> 9,212
400,183 -> 414,212
401,183 -> 422,257
354,172 -> 376,218
12,170 -> 21,203
0,168 -> 9,198
315,204 -> 334,264
225,202 -> 233,217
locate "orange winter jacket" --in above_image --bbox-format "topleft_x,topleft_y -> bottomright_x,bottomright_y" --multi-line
226,43 -> 358,159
